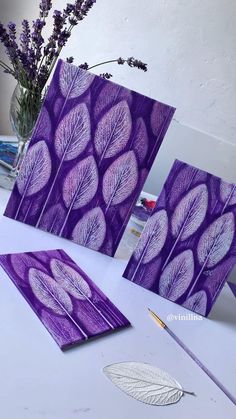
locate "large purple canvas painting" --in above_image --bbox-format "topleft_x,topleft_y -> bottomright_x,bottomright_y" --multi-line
0,249 -> 130,349
4,60 -> 175,256
123,160 -> 236,316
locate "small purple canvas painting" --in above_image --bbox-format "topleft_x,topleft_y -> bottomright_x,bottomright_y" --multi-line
123,160 -> 236,317
0,249 -> 130,349
4,59 -> 175,256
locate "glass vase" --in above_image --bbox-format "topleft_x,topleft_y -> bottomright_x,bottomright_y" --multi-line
10,83 -> 43,174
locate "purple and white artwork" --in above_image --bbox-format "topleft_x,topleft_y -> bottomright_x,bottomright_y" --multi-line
0,249 -> 130,349
123,160 -> 236,316
4,59 -> 175,256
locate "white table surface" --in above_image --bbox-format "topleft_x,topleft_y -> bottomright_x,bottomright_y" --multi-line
0,187 -> 236,419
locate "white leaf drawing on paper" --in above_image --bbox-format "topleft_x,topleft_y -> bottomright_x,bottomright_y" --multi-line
220,180 -> 236,210
41,309 -> 82,348
36,104 -> 91,227
72,207 -> 106,251
162,184 -> 208,270
131,117 -> 148,164
130,210 -> 168,281
59,156 -> 98,236
63,156 -> 98,210
60,63 -> 94,99
172,184 -> 208,240
169,165 -> 206,207
103,151 -> 138,211
50,259 -> 114,329
29,268 -> 88,338
50,259 -> 91,300
150,102 -> 167,136
29,268 -> 73,315
159,250 -> 194,301
15,141 -> 51,219
104,362 -> 189,406
187,212 -> 235,297
183,290 -> 207,316
94,100 -> 131,163
94,83 -> 132,119
55,103 -> 90,161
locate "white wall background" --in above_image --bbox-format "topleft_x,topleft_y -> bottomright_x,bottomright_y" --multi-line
0,0 -> 236,194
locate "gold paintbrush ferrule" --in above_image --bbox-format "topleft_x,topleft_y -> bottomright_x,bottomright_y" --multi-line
148,308 -> 166,328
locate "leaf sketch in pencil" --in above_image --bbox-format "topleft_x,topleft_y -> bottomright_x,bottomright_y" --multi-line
171,184 -> 208,241
103,362 -> 184,406
17,141 -> 51,198
183,290 -> 207,316
50,259 -> 92,300
197,212 -> 234,269
219,180 -> 236,207
159,250 -> 194,300
41,309 -> 82,347
103,151 -> 138,209
94,100 -> 131,162
40,203 -> 65,234
151,102 -> 167,136
63,156 -> 98,210
169,164 -> 207,207
29,268 -> 73,315
94,83 -> 132,119
72,207 -> 106,250
132,117 -> 148,164
133,210 -> 168,263
60,63 -> 94,99
55,103 -> 90,161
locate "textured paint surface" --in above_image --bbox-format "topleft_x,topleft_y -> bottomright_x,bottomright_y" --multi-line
0,249 -> 130,349
4,60 -> 175,256
123,159 -> 236,316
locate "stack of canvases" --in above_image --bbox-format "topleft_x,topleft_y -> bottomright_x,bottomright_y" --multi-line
1,59 -> 236,349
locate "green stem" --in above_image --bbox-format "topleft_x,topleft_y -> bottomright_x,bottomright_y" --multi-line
0,59 -> 15,75
88,59 -> 121,70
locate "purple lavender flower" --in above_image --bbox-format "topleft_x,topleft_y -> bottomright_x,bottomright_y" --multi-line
39,0 -> 52,18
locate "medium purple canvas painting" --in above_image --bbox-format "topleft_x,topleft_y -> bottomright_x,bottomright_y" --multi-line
123,160 -> 236,316
4,60 -> 175,256
0,249 -> 130,349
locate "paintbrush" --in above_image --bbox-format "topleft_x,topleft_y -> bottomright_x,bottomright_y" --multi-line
148,308 -> 236,406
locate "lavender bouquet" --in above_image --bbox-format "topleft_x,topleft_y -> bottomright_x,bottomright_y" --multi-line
0,0 -> 147,171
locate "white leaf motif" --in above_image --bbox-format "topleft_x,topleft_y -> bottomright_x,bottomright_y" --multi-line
103,151 -> 138,208
55,103 -> 90,161
132,117 -> 148,164
104,362 -> 184,406
29,268 -> 73,315
151,102 -> 168,136
220,180 -> 236,206
197,212 -> 234,268
134,210 -> 168,264
94,100 -> 131,161
17,141 -> 51,197
63,156 -> 98,210
72,207 -> 106,250
171,184 -> 208,240
50,259 -> 92,300
60,63 -> 94,99
159,250 -> 194,301
94,83 -> 132,119
183,290 -> 207,316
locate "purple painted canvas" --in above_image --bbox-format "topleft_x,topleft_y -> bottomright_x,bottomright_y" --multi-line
4,59 -> 175,256
0,249 -> 130,349
123,159 -> 236,316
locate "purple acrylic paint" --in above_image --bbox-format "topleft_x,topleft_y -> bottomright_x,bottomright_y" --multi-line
0,249 -> 130,349
123,159 -> 236,316
4,59 -> 175,256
